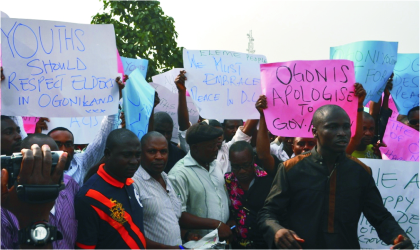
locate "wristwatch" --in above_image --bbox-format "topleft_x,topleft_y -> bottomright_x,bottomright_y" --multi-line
18,221 -> 63,246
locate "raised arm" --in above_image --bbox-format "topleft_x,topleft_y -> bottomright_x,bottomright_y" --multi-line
346,83 -> 366,154
255,95 -> 276,175
148,91 -> 160,132
175,70 -> 190,131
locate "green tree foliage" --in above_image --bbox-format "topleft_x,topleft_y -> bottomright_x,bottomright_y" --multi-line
91,1 -> 183,81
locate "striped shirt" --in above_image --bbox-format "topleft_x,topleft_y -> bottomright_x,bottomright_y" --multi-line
75,164 -> 146,249
168,151 -> 230,237
132,166 -> 183,245
1,175 -> 79,249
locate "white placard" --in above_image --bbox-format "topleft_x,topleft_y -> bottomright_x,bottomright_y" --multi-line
150,82 -> 199,144
151,68 -> 183,94
1,18 -> 119,117
358,159 -> 419,249
182,49 -> 267,120
41,116 -> 105,144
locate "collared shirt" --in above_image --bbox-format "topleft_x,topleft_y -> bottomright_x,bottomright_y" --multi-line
178,126 -> 252,174
270,142 -> 295,162
132,166 -> 183,245
168,151 -> 229,237
351,144 -> 380,159
75,164 -> 146,249
65,115 -> 119,186
1,175 -> 79,249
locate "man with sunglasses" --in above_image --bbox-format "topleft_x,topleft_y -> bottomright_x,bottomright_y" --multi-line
224,141 -> 273,249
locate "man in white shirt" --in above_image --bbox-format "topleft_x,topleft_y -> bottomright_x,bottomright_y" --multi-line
169,123 -> 232,240
133,132 -> 195,249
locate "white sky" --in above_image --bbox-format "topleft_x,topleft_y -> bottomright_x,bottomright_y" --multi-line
1,0 -> 419,63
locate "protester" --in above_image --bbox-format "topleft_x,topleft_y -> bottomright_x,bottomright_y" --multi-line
1,116 -> 22,156
1,143 -> 68,249
351,112 -> 383,159
168,123 -> 232,240
175,70 -> 258,174
152,112 -> 186,173
225,141 -> 272,249
74,129 -> 146,249
407,106 -> 419,131
291,137 -> 316,156
270,136 -> 295,162
2,134 -> 79,249
132,132 -> 199,248
222,119 -> 244,142
257,104 -> 413,249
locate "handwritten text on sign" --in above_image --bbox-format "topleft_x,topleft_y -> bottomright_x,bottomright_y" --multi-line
0,18 -> 119,117
123,68 -> 155,140
120,56 -> 148,79
150,82 -> 199,144
151,68 -> 183,94
391,53 -> 419,115
330,41 -> 398,106
358,159 -> 419,249
41,116 -> 104,144
260,60 -> 357,138
22,116 -> 40,134
380,120 -> 419,162
183,49 -> 267,120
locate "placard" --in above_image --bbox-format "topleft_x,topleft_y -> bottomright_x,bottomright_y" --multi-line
120,56 -> 148,78
183,49 -> 267,119
1,18 -> 119,117
260,60 -> 357,137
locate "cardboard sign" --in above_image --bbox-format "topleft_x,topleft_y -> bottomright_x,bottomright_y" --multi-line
123,69 -> 154,139
150,82 -> 199,143
260,60 -> 357,137
380,119 -> 419,161
330,41 -> 398,106
183,49 -> 267,119
120,56 -> 148,78
151,68 -> 183,94
358,159 -> 419,249
41,116 -> 104,144
390,53 -> 419,115
22,116 -> 40,134
1,18 -> 119,117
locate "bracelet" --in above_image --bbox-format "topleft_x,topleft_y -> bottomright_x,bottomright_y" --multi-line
179,245 -> 185,249
357,107 -> 364,112
216,221 -> 222,229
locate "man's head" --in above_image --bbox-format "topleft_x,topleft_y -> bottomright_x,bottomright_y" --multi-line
104,129 -> 141,182
203,119 -> 224,149
312,105 -> 351,154
229,141 -> 255,184
153,112 -> 174,143
407,106 -> 419,131
1,116 -> 22,155
48,127 -> 74,170
187,123 -> 223,165
140,131 -> 168,176
283,137 -> 294,154
292,137 -> 316,155
21,134 -> 59,151
222,119 -> 243,142
360,112 -> 375,147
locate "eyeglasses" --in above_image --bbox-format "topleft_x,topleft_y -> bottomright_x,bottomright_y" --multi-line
55,141 -> 74,148
231,162 -> 254,171
409,119 -> 419,126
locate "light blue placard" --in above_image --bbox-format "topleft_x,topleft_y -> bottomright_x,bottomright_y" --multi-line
330,41 -> 398,106
120,56 -> 148,78
122,68 -> 155,139
390,53 -> 419,115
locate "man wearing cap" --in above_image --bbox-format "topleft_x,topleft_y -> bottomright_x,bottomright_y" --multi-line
168,123 -> 232,241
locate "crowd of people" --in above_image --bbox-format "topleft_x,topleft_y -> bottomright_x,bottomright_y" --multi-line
1,66 -> 418,249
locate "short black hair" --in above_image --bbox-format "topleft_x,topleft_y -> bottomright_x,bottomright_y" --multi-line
222,119 -> 244,126
21,134 -> 58,150
202,119 -> 222,128
1,115 -> 12,121
363,111 -> 374,121
140,131 -> 167,149
154,112 -> 174,126
229,141 -> 253,157
312,105 -> 348,128
407,106 -> 419,118
105,128 -> 138,151
47,127 -> 74,141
